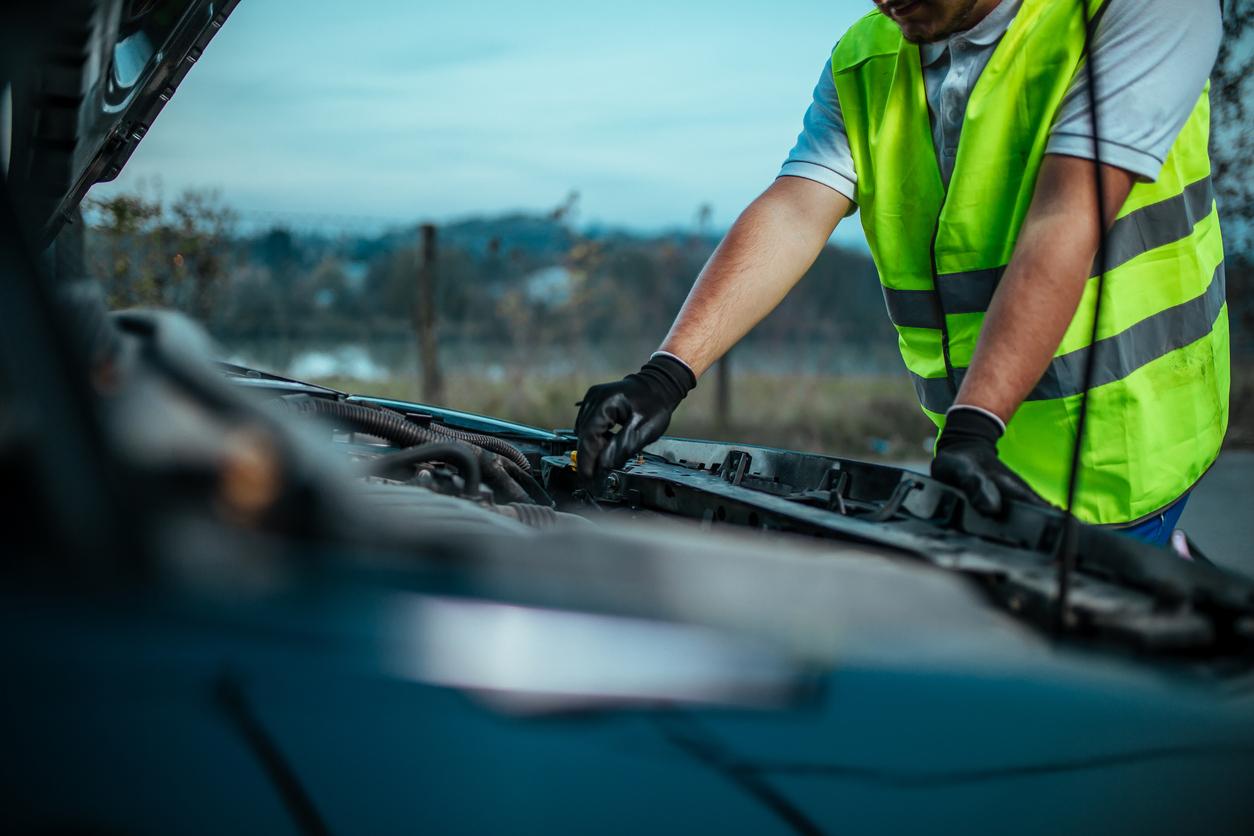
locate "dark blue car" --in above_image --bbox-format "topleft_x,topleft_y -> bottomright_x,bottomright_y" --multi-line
2,2 -> 1253,833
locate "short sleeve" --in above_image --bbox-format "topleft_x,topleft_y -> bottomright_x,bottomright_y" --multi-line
1046,0 -> 1222,182
778,56 -> 858,203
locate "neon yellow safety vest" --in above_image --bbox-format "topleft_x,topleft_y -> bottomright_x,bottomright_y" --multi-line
831,0 -> 1228,525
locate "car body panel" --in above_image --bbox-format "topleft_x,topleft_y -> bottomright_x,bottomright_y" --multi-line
4,3 -> 1254,833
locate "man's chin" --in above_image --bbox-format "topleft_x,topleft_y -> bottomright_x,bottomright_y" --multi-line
898,25 -> 941,44
885,12 -> 942,43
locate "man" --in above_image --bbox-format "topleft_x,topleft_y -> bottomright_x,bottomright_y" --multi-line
574,0 -> 1226,545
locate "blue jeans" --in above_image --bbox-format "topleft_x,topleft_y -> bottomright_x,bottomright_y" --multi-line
1115,492 -> 1190,547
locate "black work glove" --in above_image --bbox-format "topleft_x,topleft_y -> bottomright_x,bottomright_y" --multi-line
574,354 -> 696,481
931,406 -> 1050,516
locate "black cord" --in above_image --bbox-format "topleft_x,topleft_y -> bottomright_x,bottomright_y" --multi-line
364,441 -> 482,497
1056,0 -> 1111,630
654,713 -> 825,836
427,421 -> 533,472
215,671 -> 331,836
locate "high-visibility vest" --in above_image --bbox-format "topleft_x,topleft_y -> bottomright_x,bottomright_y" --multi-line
831,0 -> 1228,525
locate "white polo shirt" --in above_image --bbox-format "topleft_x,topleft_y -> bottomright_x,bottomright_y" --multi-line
780,0 -> 1223,200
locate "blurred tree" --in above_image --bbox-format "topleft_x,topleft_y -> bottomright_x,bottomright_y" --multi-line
1213,1 -> 1254,443
214,264 -> 287,339
86,187 -> 236,322
550,190 -> 580,224
1214,0 -> 1252,254
1212,1 -> 1254,353
167,189 -> 237,321
83,188 -> 907,380
87,190 -> 162,308
364,245 -> 419,318
255,228 -> 300,291
305,256 -> 351,312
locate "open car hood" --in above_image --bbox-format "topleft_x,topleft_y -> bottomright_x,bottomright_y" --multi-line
6,0 -> 241,244
217,361 -> 1254,658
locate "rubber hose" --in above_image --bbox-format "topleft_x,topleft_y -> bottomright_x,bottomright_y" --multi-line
427,422 -> 532,472
365,442 -> 481,496
288,397 -> 540,504
290,397 -> 439,448
290,398 -> 531,473
478,452 -> 532,504
501,459 -> 554,507
505,503 -> 560,529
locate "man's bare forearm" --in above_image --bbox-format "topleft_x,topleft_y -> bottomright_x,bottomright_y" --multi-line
957,155 -> 1135,422
659,176 -> 851,377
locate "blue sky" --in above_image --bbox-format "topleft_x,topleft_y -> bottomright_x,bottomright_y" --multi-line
90,0 -> 873,241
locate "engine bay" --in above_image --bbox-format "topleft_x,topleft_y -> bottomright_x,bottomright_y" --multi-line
211,361 -> 1254,660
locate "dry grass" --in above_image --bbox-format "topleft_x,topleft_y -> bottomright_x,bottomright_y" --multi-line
313,362 -> 1254,460
311,371 -> 937,460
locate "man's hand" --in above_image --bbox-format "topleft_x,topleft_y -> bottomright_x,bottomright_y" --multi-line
574,177 -> 846,482
931,406 -> 1050,516
574,354 -> 695,481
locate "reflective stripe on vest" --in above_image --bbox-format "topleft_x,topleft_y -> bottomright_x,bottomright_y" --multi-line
911,258 -> 1226,413
831,0 -> 1229,524
882,176 -> 1218,330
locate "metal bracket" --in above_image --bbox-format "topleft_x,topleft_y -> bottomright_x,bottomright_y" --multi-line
820,466 -> 850,515
721,450 -> 752,487
864,479 -> 922,523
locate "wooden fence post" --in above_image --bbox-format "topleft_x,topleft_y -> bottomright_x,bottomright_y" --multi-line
416,223 -> 444,403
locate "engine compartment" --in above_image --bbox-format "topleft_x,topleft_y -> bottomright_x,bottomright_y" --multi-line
24,300 -> 1245,662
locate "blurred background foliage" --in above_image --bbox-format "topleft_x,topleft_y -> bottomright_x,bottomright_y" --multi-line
84,184 -> 932,457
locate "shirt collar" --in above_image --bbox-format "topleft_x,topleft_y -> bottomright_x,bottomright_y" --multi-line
919,0 -> 1022,67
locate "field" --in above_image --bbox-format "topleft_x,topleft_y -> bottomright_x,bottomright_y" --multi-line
318,360 -> 1254,458
309,371 -> 938,461
312,361 -> 1254,460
